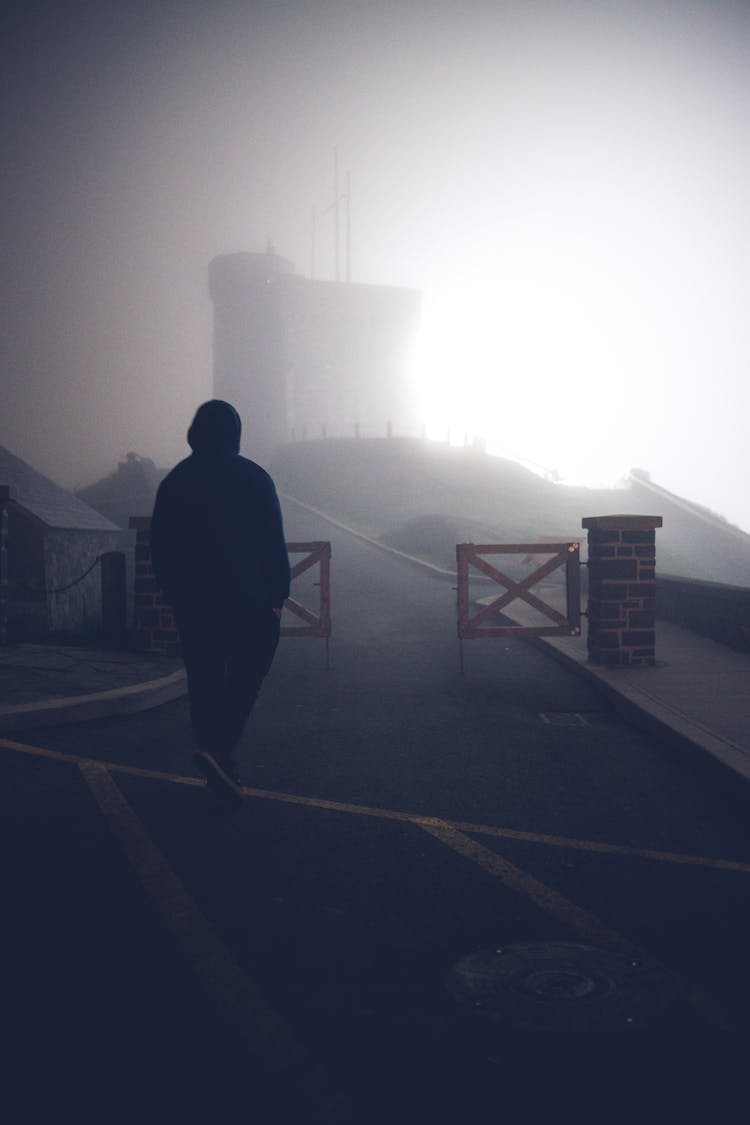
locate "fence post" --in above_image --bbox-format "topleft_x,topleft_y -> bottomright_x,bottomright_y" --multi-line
582,514 -> 662,666
101,550 -> 127,644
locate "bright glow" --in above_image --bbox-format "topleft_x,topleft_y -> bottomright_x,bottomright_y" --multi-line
415,267 -> 635,485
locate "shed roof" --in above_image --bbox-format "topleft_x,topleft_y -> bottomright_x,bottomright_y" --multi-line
0,445 -> 119,531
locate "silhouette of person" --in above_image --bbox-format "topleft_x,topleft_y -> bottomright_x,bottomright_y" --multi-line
150,400 -> 290,799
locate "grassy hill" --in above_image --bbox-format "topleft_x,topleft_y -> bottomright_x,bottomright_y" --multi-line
270,437 -> 750,586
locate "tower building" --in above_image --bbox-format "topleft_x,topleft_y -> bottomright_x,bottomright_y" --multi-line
209,249 -> 422,463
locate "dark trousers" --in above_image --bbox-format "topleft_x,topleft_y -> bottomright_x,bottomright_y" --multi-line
175,603 -> 281,759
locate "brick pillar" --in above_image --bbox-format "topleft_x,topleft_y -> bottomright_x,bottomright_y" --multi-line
129,517 -> 181,657
582,515 -> 662,667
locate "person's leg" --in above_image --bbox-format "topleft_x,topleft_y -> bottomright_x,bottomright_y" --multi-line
175,608 -> 226,755
217,607 -> 281,759
177,610 -> 245,799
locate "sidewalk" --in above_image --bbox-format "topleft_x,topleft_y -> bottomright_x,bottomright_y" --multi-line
470,587 -> 750,786
536,618 -> 750,785
0,642 -> 185,732
1,522 -> 748,790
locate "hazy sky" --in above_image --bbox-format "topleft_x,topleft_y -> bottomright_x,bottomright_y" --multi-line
2,0 -> 749,530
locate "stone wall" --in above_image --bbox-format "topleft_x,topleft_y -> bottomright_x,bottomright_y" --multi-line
129,517 -> 181,657
3,502 -> 46,639
657,574 -> 750,652
45,529 -> 124,634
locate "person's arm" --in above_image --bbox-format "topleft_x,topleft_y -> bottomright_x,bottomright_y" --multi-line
262,477 -> 291,609
150,479 -> 181,604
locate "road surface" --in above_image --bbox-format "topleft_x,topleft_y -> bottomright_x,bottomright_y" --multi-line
2,500 -> 748,1121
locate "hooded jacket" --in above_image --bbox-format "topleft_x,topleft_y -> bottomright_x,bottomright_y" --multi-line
150,401 -> 291,612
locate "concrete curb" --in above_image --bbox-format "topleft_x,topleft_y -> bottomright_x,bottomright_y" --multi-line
0,668 -> 187,733
531,636 -> 750,785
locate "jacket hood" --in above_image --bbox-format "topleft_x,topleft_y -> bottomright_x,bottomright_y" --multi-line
187,400 -> 242,455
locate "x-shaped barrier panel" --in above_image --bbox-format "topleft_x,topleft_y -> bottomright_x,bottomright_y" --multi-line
457,542 -> 581,643
282,541 -> 331,640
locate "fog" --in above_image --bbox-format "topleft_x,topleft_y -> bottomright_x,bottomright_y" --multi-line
2,0 -> 749,530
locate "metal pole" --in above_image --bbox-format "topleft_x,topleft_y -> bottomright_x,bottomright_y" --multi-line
311,204 -> 316,280
346,170 -> 351,283
0,486 -> 9,646
457,545 -> 466,675
334,147 -> 340,282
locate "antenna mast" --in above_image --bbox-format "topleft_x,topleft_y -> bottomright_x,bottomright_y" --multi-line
346,170 -> 351,283
324,147 -> 351,283
334,146 -> 340,282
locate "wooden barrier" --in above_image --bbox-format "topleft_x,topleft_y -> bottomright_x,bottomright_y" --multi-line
282,541 -> 332,666
456,541 -> 581,673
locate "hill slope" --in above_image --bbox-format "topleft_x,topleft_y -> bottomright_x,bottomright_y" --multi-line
270,438 -> 750,586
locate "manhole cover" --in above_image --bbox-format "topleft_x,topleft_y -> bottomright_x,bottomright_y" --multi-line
446,942 -> 680,1032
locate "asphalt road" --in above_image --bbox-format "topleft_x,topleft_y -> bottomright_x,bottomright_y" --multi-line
3,500 -> 750,1121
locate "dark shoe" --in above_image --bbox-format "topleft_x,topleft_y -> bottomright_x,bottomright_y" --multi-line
194,751 -> 243,802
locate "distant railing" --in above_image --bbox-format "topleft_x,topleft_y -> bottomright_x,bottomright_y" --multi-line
289,421 -> 418,442
284,424 -> 561,480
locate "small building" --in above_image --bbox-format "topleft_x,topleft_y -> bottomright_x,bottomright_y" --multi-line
0,445 -> 126,641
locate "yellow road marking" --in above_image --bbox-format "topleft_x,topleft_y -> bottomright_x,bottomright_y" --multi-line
2,735 -> 731,1028
443,817 -> 750,874
22,737 -> 635,958
420,821 -> 638,955
234,785 -> 750,875
79,761 -> 294,1050
3,734 -> 750,874
78,760 -> 344,1112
